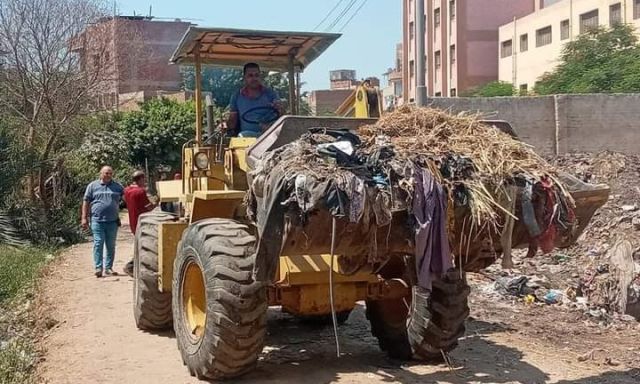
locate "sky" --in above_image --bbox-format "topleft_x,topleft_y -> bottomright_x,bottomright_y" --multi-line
118,0 -> 402,91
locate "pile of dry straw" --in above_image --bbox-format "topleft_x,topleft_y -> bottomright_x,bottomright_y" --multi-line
359,106 -> 571,226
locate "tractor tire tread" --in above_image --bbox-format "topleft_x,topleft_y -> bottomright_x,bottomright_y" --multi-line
173,218 -> 267,381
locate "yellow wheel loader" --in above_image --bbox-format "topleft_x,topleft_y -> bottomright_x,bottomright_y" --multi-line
131,27 -> 610,381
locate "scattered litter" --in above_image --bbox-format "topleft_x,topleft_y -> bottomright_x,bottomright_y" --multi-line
544,290 -> 564,305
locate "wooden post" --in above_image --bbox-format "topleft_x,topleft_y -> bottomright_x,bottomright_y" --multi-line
194,42 -> 203,145
288,49 -> 297,115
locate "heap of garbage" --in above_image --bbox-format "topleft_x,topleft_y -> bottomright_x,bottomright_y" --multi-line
247,106 -> 577,286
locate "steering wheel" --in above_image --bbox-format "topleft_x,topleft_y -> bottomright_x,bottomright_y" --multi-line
241,105 -> 280,126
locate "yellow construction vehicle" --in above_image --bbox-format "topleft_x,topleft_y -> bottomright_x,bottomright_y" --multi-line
334,80 -> 383,118
132,26 -> 610,381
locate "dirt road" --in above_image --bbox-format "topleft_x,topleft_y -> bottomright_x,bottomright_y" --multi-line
37,228 -> 639,384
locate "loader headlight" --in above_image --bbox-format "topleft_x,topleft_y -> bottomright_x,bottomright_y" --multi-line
194,152 -> 209,170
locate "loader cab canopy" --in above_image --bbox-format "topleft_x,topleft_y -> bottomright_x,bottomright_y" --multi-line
169,27 -> 341,71
170,27 -> 341,144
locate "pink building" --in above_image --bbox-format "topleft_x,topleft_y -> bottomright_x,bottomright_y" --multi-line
402,0 -> 537,100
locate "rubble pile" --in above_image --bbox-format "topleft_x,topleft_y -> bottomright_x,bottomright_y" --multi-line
481,151 -> 640,321
554,152 -> 640,320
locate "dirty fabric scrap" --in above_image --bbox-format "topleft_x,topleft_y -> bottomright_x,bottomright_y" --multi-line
412,164 -> 452,290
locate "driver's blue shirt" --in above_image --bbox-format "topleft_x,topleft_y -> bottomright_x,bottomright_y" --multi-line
229,86 -> 278,135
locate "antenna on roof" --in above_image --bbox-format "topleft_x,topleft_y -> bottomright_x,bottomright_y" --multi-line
149,5 -> 152,17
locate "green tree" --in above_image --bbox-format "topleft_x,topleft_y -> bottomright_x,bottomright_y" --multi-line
117,98 -> 196,172
463,81 -> 515,97
535,24 -> 640,95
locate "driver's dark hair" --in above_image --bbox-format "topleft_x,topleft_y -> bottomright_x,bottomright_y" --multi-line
243,62 -> 260,75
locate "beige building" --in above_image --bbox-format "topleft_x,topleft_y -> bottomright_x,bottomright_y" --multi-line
402,0 -> 536,101
499,0 -> 640,93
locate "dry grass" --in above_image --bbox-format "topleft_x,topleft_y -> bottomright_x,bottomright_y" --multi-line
359,106 -> 569,226
360,106 -> 552,182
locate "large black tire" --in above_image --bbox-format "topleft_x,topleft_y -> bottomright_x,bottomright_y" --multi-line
408,270 -> 470,360
133,211 -> 176,331
366,269 -> 469,361
173,218 -> 267,380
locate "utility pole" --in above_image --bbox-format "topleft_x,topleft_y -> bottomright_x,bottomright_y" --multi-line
415,0 -> 427,106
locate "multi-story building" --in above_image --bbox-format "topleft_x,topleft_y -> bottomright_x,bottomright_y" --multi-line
330,69 -> 358,90
73,16 -> 192,109
499,0 -> 640,93
382,43 -> 404,109
402,0 -> 536,101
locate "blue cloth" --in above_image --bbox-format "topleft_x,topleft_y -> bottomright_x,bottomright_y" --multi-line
84,180 -> 124,223
229,87 -> 278,134
91,221 -> 118,270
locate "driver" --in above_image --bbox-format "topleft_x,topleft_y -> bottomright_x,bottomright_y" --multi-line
226,62 -> 282,137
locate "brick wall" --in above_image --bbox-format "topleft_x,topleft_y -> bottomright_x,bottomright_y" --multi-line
429,94 -> 640,155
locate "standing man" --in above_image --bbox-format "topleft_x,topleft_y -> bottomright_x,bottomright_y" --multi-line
226,62 -> 283,137
82,166 -> 124,278
122,171 -> 156,276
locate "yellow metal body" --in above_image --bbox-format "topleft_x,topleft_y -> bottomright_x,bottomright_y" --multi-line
273,255 -> 379,316
182,261 -> 206,340
158,221 -> 188,292
335,84 -> 383,118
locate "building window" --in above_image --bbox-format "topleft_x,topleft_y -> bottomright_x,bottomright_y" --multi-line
409,60 -> 415,78
536,26 -> 552,47
450,88 -> 457,96
501,40 -> 513,58
435,51 -> 441,69
561,19 -> 570,40
450,0 -> 456,19
434,8 -> 441,28
520,34 -> 528,52
580,10 -> 599,34
610,3 -> 622,26
635,0 -> 640,19
409,21 -> 414,40
519,84 -> 528,95
435,92 -> 442,97
450,44 -> 456,64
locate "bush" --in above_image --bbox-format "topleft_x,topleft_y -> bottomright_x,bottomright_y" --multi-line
0,246 -> 51,303
0,246 -> 49,384
0,339 -> 35,384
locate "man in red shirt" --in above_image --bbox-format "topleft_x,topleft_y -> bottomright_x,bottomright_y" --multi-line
123,171 -> 155,276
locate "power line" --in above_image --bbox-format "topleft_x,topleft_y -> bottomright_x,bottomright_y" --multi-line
324,0 -> 359,32
313,0 -> 346,31
338,0 -> 369,32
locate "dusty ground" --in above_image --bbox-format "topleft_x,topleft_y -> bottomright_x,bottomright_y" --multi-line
35,224 -> 639,384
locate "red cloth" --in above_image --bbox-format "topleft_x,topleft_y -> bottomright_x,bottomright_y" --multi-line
123,185 -> 152,234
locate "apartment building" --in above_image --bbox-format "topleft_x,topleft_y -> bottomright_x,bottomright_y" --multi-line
73,16 -> 192,109
499,0 -> 640,93
402,0 -> 536,101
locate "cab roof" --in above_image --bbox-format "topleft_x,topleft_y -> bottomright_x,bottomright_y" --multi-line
169,27 -> 341,71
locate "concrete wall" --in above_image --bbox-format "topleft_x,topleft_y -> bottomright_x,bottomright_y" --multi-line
429,93 -> 640,155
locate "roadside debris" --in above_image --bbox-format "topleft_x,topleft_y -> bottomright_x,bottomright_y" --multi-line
477,152 -> 640,323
